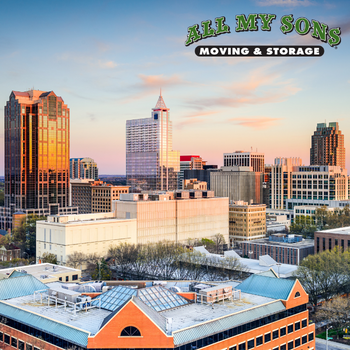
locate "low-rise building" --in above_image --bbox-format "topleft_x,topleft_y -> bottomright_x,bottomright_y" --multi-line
0,263 -> 81,283
36,212 -> 137,264
183,178 -> 207,190
242,234 -> 314,265
229,201 -> 266,247
0,272 -> 315,350
115,191 -> 229,244
0,243 -> 21,261
314,226 -> 350,254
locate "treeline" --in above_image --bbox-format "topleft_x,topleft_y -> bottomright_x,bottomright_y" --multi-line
67,241 -> 247,281
293,247 -> 350,306
290,206 -> 350,238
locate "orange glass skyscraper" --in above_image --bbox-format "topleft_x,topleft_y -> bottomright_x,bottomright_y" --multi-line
0,90 -> 77,230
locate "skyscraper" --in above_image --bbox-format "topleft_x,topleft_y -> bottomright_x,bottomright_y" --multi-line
310,122 -> 345,169
70,157 -> 99,180
0,90 -> 77,230
126,93 -> 179,191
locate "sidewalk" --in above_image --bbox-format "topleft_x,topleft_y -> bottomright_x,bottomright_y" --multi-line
316,338 -> 350,349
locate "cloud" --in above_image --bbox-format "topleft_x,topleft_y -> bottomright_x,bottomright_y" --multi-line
227,117 -> 282,129
98,60 -> 118,69
175,110 -> 220,129
121,74 -> 190,104
57,53 -> 118,70
256,0 -> 315,6
188,64 -> 301,109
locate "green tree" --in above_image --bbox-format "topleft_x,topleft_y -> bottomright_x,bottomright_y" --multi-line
92,258 -> 111,280
11,214 -> 46,258
200,238 -> 216,253
289,215 -> 317,238
42,252 -> 57,264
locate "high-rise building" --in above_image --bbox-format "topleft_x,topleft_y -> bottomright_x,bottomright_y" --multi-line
126,94 -> 180,191
178,155 -> 206,188
70,157 -> 98,180
70,179 -> 129,214
0,90 -> 77,230
229,201 -> 266,246
310,122 -> 345,169
224,151 -> 265,173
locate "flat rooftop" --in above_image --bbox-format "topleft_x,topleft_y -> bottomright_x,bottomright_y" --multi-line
161,291 -> 277,332
316,226 -> 350,235
245,238 -> 314,248
0,263 -> 80,279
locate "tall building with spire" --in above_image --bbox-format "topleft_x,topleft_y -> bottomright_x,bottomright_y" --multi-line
0,90 -> 77,230
310,122 -> 345,169
126,93 -> 180,191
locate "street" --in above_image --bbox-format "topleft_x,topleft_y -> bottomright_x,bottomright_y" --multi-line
316,338 -> 350,350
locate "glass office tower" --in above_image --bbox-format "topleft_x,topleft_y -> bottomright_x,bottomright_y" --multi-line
1,90 -> 76,230
126,94 -> 180,191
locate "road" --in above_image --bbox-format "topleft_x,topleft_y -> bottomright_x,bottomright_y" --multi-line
316,338 -> 350,350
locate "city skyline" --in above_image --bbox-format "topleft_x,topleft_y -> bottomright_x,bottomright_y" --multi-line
0,0 -> 349,174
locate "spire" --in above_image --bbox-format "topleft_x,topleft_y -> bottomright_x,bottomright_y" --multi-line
154,92 -> 167,109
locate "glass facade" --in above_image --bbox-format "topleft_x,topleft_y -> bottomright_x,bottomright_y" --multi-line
4,90 -> 70,221
126,94 -> 179,191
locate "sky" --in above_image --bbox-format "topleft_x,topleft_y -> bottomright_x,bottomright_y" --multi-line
0,0 -> 349,175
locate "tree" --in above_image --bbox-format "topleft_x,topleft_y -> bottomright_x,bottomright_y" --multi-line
200,238 -> 216,253
11,214 -> 46,258
293,248 -> 350,306
316,296 -> 350,337
289,215 -> 317,238
42,252 -> 57,264
91,258 -> 111,280
213,233 -> 226,254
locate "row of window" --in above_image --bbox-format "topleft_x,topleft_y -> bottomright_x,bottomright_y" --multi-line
233,331 -> 314,350
0,332 -> 42,350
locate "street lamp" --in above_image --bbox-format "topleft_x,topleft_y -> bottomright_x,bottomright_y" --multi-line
276,263 -> 281,278
248,251 -> 253,259
326,325 -> 333,350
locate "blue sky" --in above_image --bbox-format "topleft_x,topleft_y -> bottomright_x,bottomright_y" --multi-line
0,0 -> 349,174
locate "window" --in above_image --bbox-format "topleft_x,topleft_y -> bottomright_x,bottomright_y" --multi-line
309,332 -> 314,341
120,326 -> 141,337
302,335 -> 307,344
239,342 -> 246,350
295,321 -> 301,331
264,332 -> 271,343
302,319 -> 307,328
288,324 -> 293,333
59,277 -> 62,281
72,274 -> 78,281
19,340 -> 25,350
4,334 -> 10,344
273,347 -> 279,350
256,336 -> 263,346
273,329 -> 279,339
34,347 -> 40,350
280,326 -> 286,336
280,344 -> 286,350
11,337 -> 17,347
0,331 -> 3,341
295,338 -> 300,347
26,344 -> 32,350
65,276 -> 69,282
288,341 -> 293,350
247,339 -> 254,349
229,346 -> 237,350
294,291 -> 300,297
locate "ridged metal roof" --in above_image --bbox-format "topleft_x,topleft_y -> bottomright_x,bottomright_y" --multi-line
172,301 -> 285,346
237,275 -> 295,300
0,302 -> 89,347
0,275 -> 48,300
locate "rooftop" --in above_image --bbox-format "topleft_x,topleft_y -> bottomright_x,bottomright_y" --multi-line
316,226 -> 350,235
243,237 -> 314,248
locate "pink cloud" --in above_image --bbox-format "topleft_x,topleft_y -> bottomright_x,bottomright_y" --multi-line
227,117 -> 283,129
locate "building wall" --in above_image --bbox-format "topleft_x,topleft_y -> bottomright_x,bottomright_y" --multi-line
242,241 -> 314,265
211,171 -> 263,204
314,229 -> 350,254
229,203 -> 266,246
36,217 -> 137,264
115,197 -> 229,245
224,152 -> 265,173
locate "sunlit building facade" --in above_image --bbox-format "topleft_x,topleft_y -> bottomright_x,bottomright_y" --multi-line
0,90 -> 77,230
70,157 -> 99,180
126,94 -> 180,191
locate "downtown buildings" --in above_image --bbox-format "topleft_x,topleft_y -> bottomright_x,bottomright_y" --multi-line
70,157 -> 99,180
126,93 -> 180,192
0,90 -> 77,230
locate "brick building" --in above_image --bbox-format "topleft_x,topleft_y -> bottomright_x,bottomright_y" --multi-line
314,226 -> 350,254
0,272 -> 315,350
